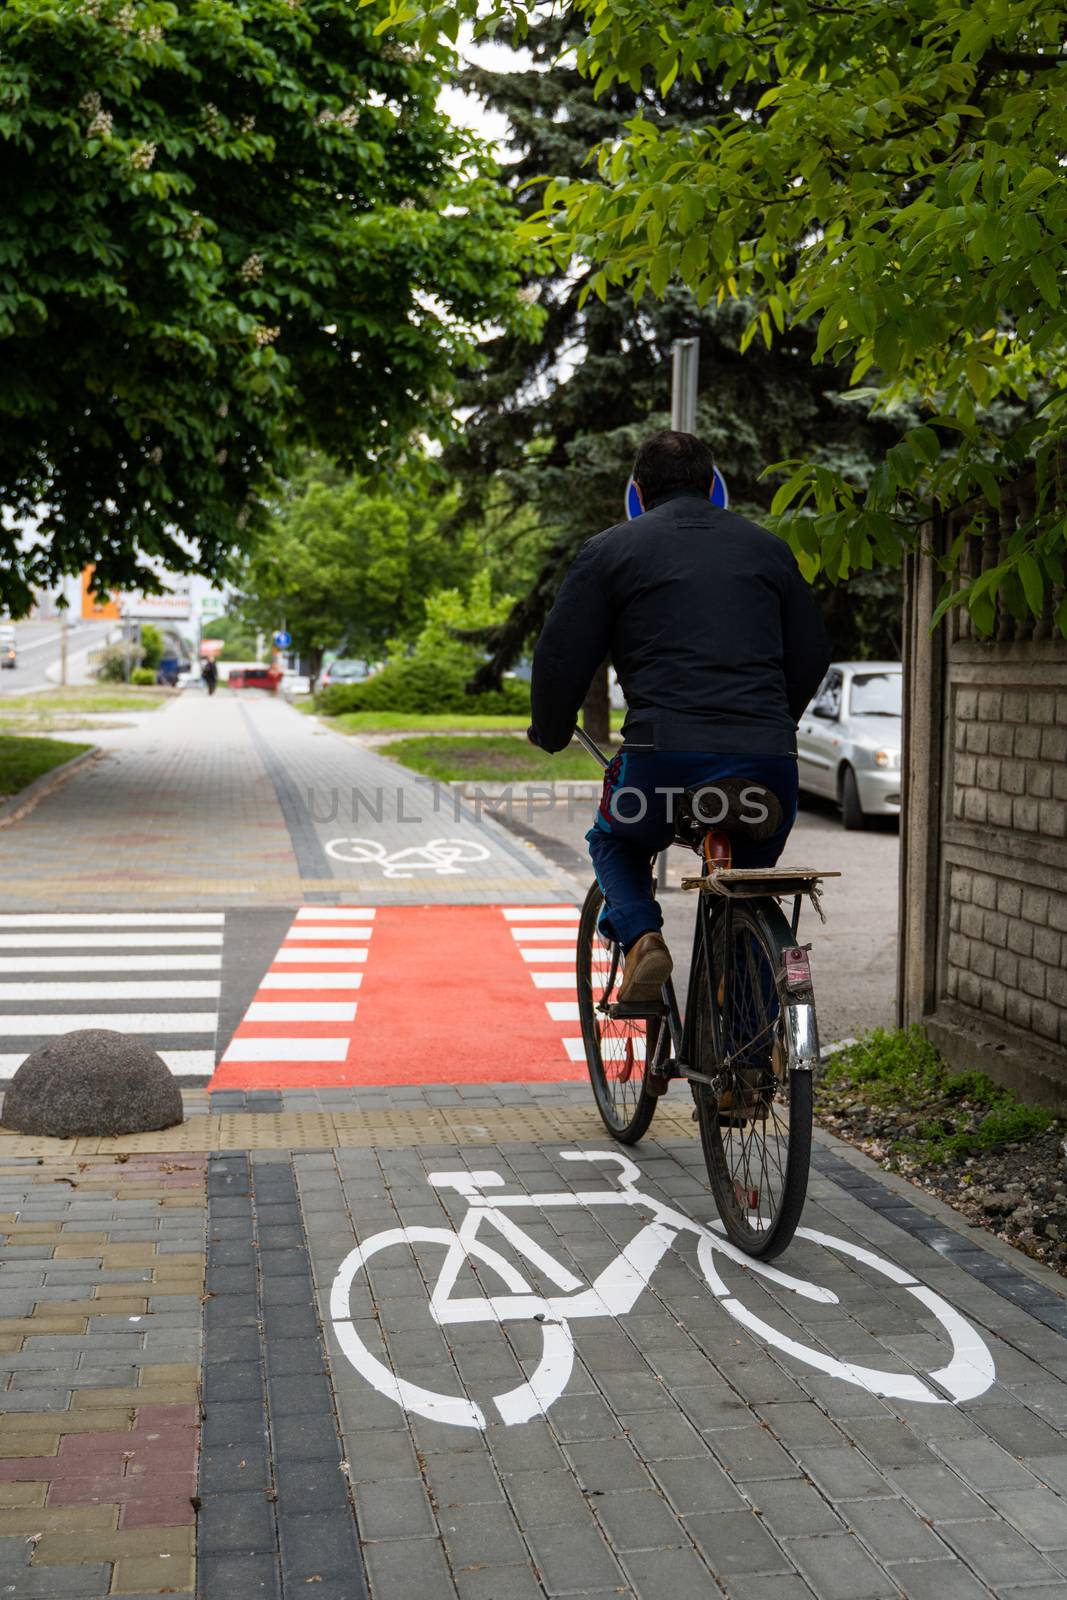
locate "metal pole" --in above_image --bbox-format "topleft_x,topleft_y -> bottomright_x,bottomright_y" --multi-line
670,336 -> 700,433
59,615 -> 68,687
657,336 -> 701,893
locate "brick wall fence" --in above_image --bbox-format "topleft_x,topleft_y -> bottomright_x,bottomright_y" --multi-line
898,481 -> 1067,1108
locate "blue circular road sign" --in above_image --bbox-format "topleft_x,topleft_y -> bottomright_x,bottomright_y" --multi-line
625,468 -> 728,520
273,630 -> 292,649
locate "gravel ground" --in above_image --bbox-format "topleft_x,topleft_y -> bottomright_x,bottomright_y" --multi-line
819,1083 -> 1067,1278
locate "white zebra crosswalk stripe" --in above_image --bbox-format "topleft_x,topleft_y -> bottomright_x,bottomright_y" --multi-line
499,907 -> 584,1073
217,908 -> 375,1080
0,932 -> 223,948
0,912 -> 227,1081
0,955 -> 223,973
0,982 -> 221,1002
0,913 -> 226,928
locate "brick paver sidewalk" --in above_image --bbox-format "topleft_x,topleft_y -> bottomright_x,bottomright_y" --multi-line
0,693 -> 572,909
2,1085 -> 1067,1600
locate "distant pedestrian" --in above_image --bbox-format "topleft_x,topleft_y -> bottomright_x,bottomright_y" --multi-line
201,657 -> 218,696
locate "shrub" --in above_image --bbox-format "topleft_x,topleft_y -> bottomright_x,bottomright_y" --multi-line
317,657 -> 528,718
138,624 -> 164,670
94,645 -> 139,682
130,667 -> 157,685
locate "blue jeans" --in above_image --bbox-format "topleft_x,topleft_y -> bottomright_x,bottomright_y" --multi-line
586,751 -> 799,950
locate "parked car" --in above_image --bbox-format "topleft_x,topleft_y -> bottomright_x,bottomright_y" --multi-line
228,665 -> 282,692
0,626 -> 16,669
319,658 -> 372,688
797,662 -> 902,829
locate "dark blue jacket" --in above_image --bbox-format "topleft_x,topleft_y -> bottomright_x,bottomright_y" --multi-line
529,487 -> 831,755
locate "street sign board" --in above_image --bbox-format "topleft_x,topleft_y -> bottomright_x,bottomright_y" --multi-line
625,468 -> 728,520
273,630 -> 292,649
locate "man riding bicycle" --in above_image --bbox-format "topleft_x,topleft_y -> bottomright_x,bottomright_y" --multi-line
527,429 -> 830,1006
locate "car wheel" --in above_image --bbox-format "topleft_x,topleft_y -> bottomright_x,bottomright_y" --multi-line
839,765 -> 866,830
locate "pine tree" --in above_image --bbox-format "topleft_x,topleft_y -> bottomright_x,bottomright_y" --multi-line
448,19 -> 907,732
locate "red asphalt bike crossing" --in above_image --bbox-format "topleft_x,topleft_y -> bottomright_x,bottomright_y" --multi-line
211,905 -> 587,1089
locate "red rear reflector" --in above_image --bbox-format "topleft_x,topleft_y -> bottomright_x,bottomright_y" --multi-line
783,947 -> 812,991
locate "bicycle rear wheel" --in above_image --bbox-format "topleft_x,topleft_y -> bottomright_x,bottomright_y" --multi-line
692,897 -> 812,1259
576,881 -> 659,1144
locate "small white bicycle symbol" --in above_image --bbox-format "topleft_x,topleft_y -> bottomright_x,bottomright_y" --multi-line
324,837 -> 491,877
330,1150 -> 995,1429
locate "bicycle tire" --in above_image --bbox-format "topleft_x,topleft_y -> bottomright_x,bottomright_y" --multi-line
692,896 -> 812,1259
576,880 -> 659,1144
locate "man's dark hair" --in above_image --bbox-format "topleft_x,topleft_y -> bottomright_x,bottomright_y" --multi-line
632,429 -> 714,505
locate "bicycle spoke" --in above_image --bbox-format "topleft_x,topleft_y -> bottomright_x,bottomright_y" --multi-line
698,903 -> 809,1253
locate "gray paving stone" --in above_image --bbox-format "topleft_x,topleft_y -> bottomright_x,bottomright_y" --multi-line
746,1479 -> 844,1539
707,1425 -> 798,1482
503,1468 -> 591,1528
967,1402 -> 1067,1460
887,1561 -> 995,1600
453,1562 -> 547,1600
199,1491 -> 276,1554
888,1463 -> 995,1524
756,1402 -> 847,1450
683,1507 -> 793,1576
799,1447 -> 895,1502
934,1438 -> 1041,1492
424,1450 -> 505,1509
621,1540 -> 719,1598
721,1577 -> 815,1600
356,1476 -> 436,1540
0,1386 -> 72,1411
649,1454 -> 744,1516
617,1408 -> 707,1461
842,1495 -> 953,1562
785,1532 -> 897,1598
938,1517 -> 1063,1587
342,1428 -> 420,1483
439,1502 -> 529,1571
977,1486 -> 1067,1551
563,1437 -> 655,1495
592,1488 -> 686,1553
199,1550 -> 282,1599
524,1518 -> 626,1595
844,1417 -> 940,1470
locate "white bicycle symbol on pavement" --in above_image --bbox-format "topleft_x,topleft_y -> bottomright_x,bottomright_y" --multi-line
324,837 -> 491,877
330,1150 -> 995,1430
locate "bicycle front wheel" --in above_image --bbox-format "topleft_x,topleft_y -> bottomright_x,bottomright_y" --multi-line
692,897 -> 812,1259
576,881 -> 659,1144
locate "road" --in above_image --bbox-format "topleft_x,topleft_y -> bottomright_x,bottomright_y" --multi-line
0,695 -> 1065,1600
0,618 -> 112,694
493,785 -> 900,1046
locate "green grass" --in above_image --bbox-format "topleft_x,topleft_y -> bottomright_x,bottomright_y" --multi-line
315,708 -> 624,735
821,1026 -> 1053,1162
0,688 -> 169,714
332,711 -> 531,733
0,735 -> 93,799
383,733 -> 617,782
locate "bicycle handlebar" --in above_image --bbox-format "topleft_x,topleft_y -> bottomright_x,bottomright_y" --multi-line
572,726 -> 610,769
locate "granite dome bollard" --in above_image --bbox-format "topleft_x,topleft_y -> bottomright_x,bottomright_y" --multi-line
1,1030 -> 184,1138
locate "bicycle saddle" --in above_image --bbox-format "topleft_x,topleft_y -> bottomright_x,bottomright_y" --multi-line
672,779 -> 784,848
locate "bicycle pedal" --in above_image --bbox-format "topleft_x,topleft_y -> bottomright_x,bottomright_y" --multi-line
646,1073 -> 671,1097
604,1001 -> 667,1020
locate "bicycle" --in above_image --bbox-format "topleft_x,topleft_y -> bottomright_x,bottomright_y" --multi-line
328,1149 -> 995,1430
572,728 -> 839,1262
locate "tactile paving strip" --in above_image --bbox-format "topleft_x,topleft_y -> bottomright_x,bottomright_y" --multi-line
0,1100 -> 699,1156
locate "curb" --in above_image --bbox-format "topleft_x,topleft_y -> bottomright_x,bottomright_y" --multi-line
452,780 -> 602,800
0,744 -> 102,830
812,1122 -> 1067,1298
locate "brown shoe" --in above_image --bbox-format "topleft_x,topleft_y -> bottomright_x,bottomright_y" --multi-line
617,932 -> 673,1005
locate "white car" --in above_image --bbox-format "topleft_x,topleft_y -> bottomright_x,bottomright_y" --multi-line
797,662 -> 902,828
